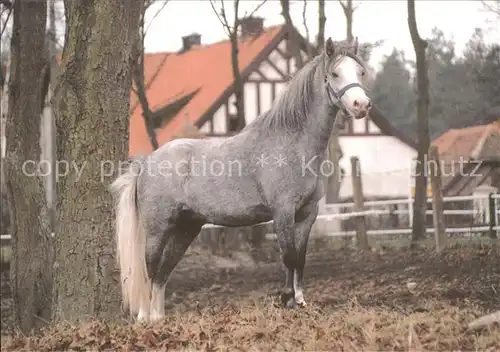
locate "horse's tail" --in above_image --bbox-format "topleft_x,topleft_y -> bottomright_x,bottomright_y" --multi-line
109,160 -> 150,316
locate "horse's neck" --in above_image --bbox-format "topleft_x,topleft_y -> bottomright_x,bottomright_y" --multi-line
305,96 -> 340,156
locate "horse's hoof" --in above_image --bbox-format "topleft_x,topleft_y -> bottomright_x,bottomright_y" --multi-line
286,297 -> 297,309
295,291 -> 307,307
280,291 -> 294,306
137,309 -> 149,324
296,299 -> 307,308
149,313 -> 165,324
136,316 -> 149,325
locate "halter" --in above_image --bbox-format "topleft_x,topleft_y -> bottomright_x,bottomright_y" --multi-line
324,77 -> 362,118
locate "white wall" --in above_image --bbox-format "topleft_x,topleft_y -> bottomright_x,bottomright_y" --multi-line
338,135 -> 417,199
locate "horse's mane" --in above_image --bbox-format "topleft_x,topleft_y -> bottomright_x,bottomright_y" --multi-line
244,41 -> 368,134
245,54 -> 324,133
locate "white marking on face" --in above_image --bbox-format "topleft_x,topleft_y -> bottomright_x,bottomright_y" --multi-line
330,56 -> 371,118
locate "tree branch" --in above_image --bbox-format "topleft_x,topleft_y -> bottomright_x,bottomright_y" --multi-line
210,0 -> 249,131
242,0 -> 267,21
209,0 -> 231,37
0,4 -> 12,38
280,0 -> 303,69
131,0 -> 161,150
144,0 -> 169,38
301,0 -> 313,61
481,0 -> 500,17
233,0 -> 240,29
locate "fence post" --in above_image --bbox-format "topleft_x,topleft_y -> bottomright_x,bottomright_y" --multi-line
350,157 -> 369,251
428,145 -> 446,252
488,193 -> 497,240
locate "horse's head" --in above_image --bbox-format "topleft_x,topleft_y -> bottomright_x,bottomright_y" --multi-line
323,37 -> 371,120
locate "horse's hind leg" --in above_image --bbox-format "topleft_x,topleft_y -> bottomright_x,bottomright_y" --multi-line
149,222 -> 202,323
292,202 -> 318,307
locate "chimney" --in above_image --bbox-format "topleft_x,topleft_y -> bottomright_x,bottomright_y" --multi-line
181,33 -> 201,52
240,16 -> 264,39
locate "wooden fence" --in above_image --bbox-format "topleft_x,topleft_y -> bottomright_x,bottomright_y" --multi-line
2,152 -> 499,261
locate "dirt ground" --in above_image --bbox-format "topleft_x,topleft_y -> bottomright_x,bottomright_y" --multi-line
1,239 -> 499,351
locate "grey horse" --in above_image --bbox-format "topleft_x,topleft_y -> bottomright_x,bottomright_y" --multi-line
110,37 -> 372,323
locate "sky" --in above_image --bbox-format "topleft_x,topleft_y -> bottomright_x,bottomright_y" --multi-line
143,0 -> 500,71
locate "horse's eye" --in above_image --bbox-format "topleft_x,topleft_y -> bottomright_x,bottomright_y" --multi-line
332,72 -> 339,78
361,71 -> 365,77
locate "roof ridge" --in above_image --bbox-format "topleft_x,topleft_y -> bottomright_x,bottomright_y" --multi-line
143,24 -> 285,57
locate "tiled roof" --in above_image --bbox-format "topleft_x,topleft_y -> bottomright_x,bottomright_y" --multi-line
432,120 -> 500,163
433,120 -> 500,195
129,25 -> 284,157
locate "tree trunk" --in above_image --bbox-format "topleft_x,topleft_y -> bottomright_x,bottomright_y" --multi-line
132,7 -> 159,150
344,0 -> 354,43
229,15 -> 246,131
4,0 -> 53,333
52,0 -> 142,323
280,0 -> 304,70
408,0 -> 430,244
326,112 -> 344,203
326,0 -> 356,204
317,0 -> 326,51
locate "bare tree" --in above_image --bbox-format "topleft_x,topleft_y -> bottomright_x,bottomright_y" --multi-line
408,0 -> 430,244
210,0 -> 266,132
4,0 -> 53,333
131,0 -> 169,150
301,0 -> 313,61
338,0 -> 358,43
317,0 -> 326,51
325,1 -> 360,205
51,0 -> 142,322
279,0 -> 304,70
482,0 -> 500,17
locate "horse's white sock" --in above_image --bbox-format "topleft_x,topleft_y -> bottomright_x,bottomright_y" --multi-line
293,269 -> 306,307
137,308 -> 149,323
150,282 -> 166,322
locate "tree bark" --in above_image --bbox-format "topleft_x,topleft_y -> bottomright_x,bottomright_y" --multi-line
317,0 -> 326,51
4,0 -> 53,333
52,0 -> 142,323
301,0 -> 313,61
280,0 -> 304,70
326,0 -> 357,204
230,0 -> 246,131
340,0 -> 354,43
408,0 -> 430,244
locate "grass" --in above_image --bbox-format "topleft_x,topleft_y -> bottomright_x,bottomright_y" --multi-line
1,239 -> 499,351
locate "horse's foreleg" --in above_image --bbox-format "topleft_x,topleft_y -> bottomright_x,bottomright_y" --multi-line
273,207 -> 298,308
293,203 -> 318,307
149,223 -> 201,323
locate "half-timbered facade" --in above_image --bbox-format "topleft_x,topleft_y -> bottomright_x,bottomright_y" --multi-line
130,17 -> 418,201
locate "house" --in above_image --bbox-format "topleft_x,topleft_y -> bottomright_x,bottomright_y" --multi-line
130,17 -> 418,204
432,120 -> 500,228
432,120 -> 500,197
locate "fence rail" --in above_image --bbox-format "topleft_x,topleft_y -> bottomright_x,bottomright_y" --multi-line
1,193 -> 498,244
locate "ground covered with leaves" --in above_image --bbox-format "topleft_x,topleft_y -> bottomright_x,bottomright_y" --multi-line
1,240 -> 499,351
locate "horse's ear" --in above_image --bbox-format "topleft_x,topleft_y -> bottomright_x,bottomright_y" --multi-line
325,37 -> 335,57
353,36 -> 359,55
